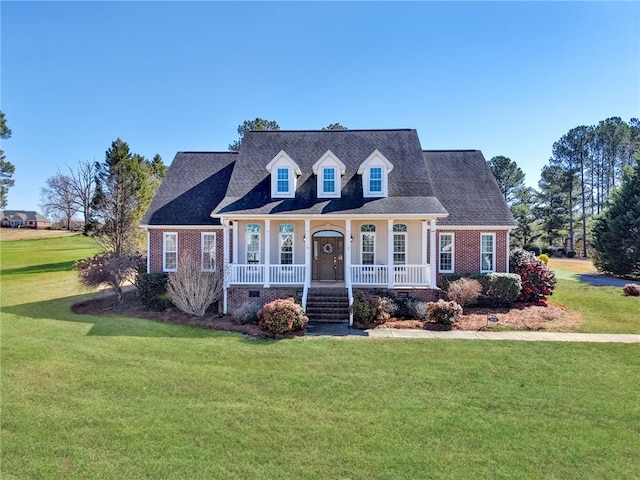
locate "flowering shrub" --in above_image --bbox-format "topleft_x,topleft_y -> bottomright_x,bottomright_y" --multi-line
538,254 -> 550,265
623,283 -> 640,297
447,278 -> 482,307
426,299 -> 463,325
257,298 -> 308,335
351,291 -> 391,325
509,249 -> 557,303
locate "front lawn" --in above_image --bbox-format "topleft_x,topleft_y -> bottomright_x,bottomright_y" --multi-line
549,258 -> 640,334
1,237 -> 639,479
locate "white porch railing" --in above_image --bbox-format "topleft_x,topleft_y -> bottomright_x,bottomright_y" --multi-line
230,264 -> 265,284
269,264 -> 306,284
351,264 -> 431,286
229,264 -> 306,285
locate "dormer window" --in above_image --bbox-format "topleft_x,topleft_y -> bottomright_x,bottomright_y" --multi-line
266,150 -> 301,199
358,149 -> 393,198
313,150 -> 346,198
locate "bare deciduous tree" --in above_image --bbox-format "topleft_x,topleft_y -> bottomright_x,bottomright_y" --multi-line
167,252 -> 223,317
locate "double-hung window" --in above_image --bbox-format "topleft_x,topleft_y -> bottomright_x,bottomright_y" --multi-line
369,167 -> 382,194
361,224 -> 376,265
279,224 -> 294,265
201,233 -> 216,271
393,224 -> 407,265
439,233 -> 454,273
277,168 -> 289,194
246,224 -> 261,264
322,167 -> 336,195
481,233 -> 495,273
163,232 -> 177,272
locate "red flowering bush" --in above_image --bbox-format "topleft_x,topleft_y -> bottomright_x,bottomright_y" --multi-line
257,298 -> 308,335
509,249 -> 557,303
426,299 -> 463,325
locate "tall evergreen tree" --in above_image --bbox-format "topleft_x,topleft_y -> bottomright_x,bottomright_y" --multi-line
228,118 -> 280,151
92,139 -> 165,255
487,156 -> 525,205
535,165 -> 571,247
591,156 -> 640,279
0,110 -> 15,209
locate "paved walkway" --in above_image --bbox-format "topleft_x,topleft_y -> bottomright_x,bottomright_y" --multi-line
304,322 -> 640,343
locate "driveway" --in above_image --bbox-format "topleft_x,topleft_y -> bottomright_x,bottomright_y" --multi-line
578,274 -> 640,287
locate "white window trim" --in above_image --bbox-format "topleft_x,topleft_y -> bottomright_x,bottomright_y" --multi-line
439,232 -> 455,273
266,150 -> 301,199
163,232 -> 178,272
313,150 -> 346,198
360,225 -> 376,265
279,229 -> 295,265
357,149 -> 393,198
480,233 -> 496,273
201,232 -> 216,272
246,226 -> 261,264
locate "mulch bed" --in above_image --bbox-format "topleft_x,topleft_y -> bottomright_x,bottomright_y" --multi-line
72,290 -> 580,338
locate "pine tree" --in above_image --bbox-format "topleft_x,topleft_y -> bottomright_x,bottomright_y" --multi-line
591,156 -> 640,278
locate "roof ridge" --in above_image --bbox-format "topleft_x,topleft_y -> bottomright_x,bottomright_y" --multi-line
249,129 -> 414,133
178,151 -> 239,154
423,149 -> 479,153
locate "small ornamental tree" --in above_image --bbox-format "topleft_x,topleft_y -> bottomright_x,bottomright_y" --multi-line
167,252 -> 223,317
76,252 -> 144,302
509,248 -> 557,303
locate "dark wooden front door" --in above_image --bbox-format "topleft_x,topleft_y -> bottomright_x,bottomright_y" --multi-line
312,233 -> 344,281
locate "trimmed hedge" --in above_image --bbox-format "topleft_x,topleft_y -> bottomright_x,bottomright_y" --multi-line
440,273 -> 521,307
138,272 -> 171,311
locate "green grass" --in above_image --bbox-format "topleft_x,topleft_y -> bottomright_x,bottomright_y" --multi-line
549,262 -> 640,334
2,237 -> 640,479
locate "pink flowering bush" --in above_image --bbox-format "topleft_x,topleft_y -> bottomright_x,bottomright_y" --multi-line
622,284 -> 640,297
258,298 -> 308,335
509,249 -> 557,303
426,299 -> 463,325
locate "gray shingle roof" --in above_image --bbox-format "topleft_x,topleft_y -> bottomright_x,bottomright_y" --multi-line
214,129 -> 447,217
142,130 -> 516,228
1,210 -> 50,222
141,152 -> 236,225
424,150 -> 517,227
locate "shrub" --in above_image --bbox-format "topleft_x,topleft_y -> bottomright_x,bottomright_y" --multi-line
523,244 -> 541,256
167,253 -> 223,317
447,278 -> 482,307
138,272 -> 170,311
232,301 -> 262,324
440,273 -> 521,307
541,247 -> 557,257
538,254 -> 550,265
406,299 -> 429,320
257,298 -> 308,334
75,252 -> 143,302
509,249 -> 557,303
485,273 -> 521,307
567,251 -> 577,258
622,284 -> 640,297
351,291 -> 391,325
426,299 -> 463,325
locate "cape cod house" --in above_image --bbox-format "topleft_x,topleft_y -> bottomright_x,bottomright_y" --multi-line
141,129 -> 516,321
1,210 -> 52,229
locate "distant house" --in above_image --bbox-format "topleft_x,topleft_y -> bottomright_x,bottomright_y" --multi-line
141,129 -> 516,320
1,210 -> 52,229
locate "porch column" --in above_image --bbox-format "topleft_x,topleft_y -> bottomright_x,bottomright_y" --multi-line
506,230 -> 511,272
345,219 -> 352,288
387,219 -> 394,288
264,219 -> 271,287
304,219 -> 311,287
223,220 -> 230,314
429,219 -> 437,288
232,220 -> 239,265
422,220 -> 428,283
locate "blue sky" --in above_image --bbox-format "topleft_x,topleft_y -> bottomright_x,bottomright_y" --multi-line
2,1 -> 639,213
